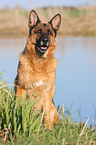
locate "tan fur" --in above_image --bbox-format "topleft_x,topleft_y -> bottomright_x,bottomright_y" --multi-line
15,11 -> 61,128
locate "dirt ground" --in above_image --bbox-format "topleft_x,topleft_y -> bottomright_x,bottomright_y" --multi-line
0,6 -> 96,38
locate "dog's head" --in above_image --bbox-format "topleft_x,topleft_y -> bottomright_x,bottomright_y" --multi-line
28,10 -> 61,57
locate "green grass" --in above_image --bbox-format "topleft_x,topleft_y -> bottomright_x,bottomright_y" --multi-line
0,72 -> 96,144
65,9 -> 86,18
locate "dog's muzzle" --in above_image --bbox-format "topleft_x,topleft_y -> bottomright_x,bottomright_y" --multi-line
40,36 -> 49,51
36,35 -> 49,55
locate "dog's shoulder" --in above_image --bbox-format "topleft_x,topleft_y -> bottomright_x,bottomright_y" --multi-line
18,52 -> 33,73
46,57 -> 58,72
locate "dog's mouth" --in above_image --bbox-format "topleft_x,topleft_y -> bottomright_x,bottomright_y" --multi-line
37,42 -> 49,53
35,36 -> 49,56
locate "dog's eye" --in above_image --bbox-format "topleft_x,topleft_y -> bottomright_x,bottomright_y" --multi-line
37,29 -> 42,34
47,30 -> 52,35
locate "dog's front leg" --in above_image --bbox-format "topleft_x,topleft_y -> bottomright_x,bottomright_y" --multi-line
43,92 -> 59,129
15,86 -> 27,100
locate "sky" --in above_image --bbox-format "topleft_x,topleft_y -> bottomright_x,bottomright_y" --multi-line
0,0 -> 96,9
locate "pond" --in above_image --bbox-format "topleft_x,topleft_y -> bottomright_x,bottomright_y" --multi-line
0,37 -> 96,126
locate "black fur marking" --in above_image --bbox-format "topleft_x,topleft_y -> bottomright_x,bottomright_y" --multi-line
35,34 -> 49,57
29,10 -> 41,36
29,20 -> 41,36
44,21 -> 57,36
43,23 -> 46,28
29,25 -> 35,36
48,22 -> 57,37
35,47 -> 45,57
48,14 -> 61,37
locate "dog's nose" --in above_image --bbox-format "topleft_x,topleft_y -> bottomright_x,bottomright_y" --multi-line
42,38 -> 48,45
41,36 -> 49,46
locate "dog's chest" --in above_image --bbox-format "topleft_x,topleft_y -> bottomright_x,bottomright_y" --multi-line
33,80 -> 49,90
20,54 -> 57,90
34,79 -> 44,87
28,57 -> 57,89
31,71 -> 54,91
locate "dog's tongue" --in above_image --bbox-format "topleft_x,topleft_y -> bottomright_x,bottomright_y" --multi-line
41,46 -> 47,50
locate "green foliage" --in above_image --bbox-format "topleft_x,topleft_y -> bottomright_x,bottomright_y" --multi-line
65,8 -> 87,18
0,74 -> 43,141
0,73 -> 96,144
19,10 -> 28,18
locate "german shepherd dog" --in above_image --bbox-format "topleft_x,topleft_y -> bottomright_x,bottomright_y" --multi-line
15,10 -> 61,128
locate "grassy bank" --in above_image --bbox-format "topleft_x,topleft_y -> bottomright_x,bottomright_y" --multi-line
0,72 -> 96,144
0,6 -> 96,38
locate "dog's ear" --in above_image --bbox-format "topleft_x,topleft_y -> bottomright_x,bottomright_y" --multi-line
28,10 -> 41,27
49,14 -> 61,31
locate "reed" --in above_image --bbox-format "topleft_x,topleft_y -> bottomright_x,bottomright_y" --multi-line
0,72 -> 96,144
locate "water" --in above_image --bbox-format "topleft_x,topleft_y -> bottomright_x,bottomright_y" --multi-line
0,37 -> 96,126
